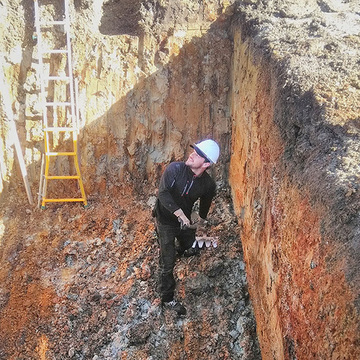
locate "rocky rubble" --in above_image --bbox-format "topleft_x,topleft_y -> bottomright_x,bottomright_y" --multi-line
0,186 -> 261,359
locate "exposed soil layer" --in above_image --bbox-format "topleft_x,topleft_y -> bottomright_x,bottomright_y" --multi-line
230,1 -> 360,358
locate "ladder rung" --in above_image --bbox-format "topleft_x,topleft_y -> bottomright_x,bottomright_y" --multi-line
44,127 -> 76,132
42,49 -> 69,54
47,76 -> 70,81
45,102 -> 71,106
45,175 -> 80,180
40,21 -> 67,26
43,198 -> 86,203
46,152 -> 76,156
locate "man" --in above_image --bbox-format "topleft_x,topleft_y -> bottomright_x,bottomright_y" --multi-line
153,139 -> 220,316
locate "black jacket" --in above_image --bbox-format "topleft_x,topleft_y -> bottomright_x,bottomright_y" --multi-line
154,162 -> 216,226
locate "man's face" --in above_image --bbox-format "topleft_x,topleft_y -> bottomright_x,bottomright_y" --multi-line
185,150 -> 207,169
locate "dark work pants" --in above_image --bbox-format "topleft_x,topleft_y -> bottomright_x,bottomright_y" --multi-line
156,221 -> 195,302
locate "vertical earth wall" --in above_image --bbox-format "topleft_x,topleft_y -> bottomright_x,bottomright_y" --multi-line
229,17 -> 360,360
0,0 -> 234,203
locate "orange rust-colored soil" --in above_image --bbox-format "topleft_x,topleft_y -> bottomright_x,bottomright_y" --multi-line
0,184 -> 260,359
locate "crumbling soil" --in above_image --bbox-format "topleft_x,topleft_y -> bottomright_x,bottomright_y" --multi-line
0,182 -> 261,359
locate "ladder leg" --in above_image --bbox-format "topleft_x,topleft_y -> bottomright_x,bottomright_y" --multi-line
74,155 -> 87,207
41,128 -> 50,208
73,138 -> 87,206
38,154 -> 45,208
41,155 -> 50,209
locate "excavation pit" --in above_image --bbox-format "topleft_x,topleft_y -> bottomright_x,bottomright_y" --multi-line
1,1 -> 360,359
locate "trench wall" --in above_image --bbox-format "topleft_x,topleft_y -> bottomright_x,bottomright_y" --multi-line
1,1 -> 359,359
0,0 -> 233,203
229,25 -> 360,360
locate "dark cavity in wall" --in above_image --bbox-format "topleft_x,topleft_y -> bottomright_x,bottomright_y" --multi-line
98,0 -> 150,36
99,0 -> 143,35
99,0 -> 170,36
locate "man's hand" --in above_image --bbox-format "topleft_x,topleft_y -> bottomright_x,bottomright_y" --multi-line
173,209 -> 190,228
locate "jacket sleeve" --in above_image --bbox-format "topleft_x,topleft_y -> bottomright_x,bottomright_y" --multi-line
199,180 -> 216,219
158,163 -> 181,214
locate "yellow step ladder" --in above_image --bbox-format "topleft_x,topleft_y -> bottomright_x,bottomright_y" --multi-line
34,0 -> 87,209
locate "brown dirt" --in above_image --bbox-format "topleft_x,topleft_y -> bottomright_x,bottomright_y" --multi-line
0,182 -> 261,359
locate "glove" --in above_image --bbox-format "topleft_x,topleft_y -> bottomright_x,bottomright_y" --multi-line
173,209 -> 190,229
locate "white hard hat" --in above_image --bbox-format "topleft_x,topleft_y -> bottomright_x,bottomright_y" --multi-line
191,139 -> 220,164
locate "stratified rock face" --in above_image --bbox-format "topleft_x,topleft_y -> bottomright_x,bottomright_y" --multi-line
229,5 -> 360,359
0,0 -> 233,198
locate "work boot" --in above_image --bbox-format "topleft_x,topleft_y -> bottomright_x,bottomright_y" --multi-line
183,247 -> 200,257
162,299 -> 186,316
